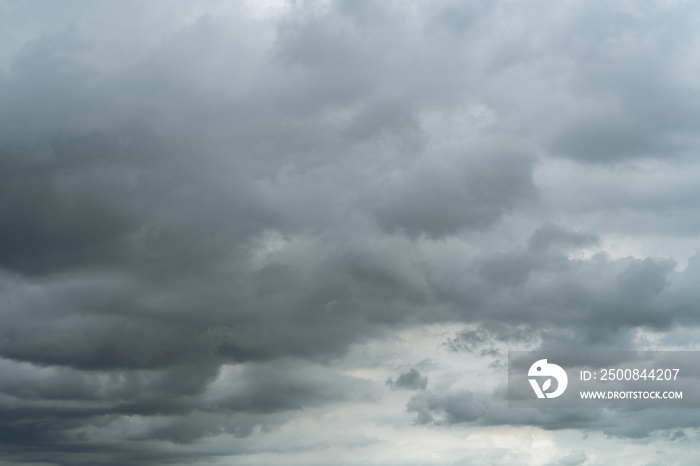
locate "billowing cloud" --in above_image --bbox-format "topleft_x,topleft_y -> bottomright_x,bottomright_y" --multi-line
3,0 -> 700,464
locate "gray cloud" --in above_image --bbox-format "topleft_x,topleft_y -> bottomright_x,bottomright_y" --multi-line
407,383 -> 700,441
2,0 -> 700,464
386,368 -> 428,391
372,147 -> 536,238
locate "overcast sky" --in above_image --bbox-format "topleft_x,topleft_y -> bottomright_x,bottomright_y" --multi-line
2,0 -> 700,464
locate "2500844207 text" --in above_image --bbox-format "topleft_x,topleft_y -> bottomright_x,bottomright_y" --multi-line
580,369 -> 679,381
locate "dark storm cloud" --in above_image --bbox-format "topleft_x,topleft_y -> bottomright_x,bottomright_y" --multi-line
3,0 -> 700,463
372,147 -> 536,237
0,357 -> 372,456
443,225 -> 686,350
136,360 -> 374,444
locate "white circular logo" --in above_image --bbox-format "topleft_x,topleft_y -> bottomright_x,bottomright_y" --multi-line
528,359 -> 568,399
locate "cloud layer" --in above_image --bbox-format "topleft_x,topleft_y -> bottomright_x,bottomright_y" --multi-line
3,1 -> 700,464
